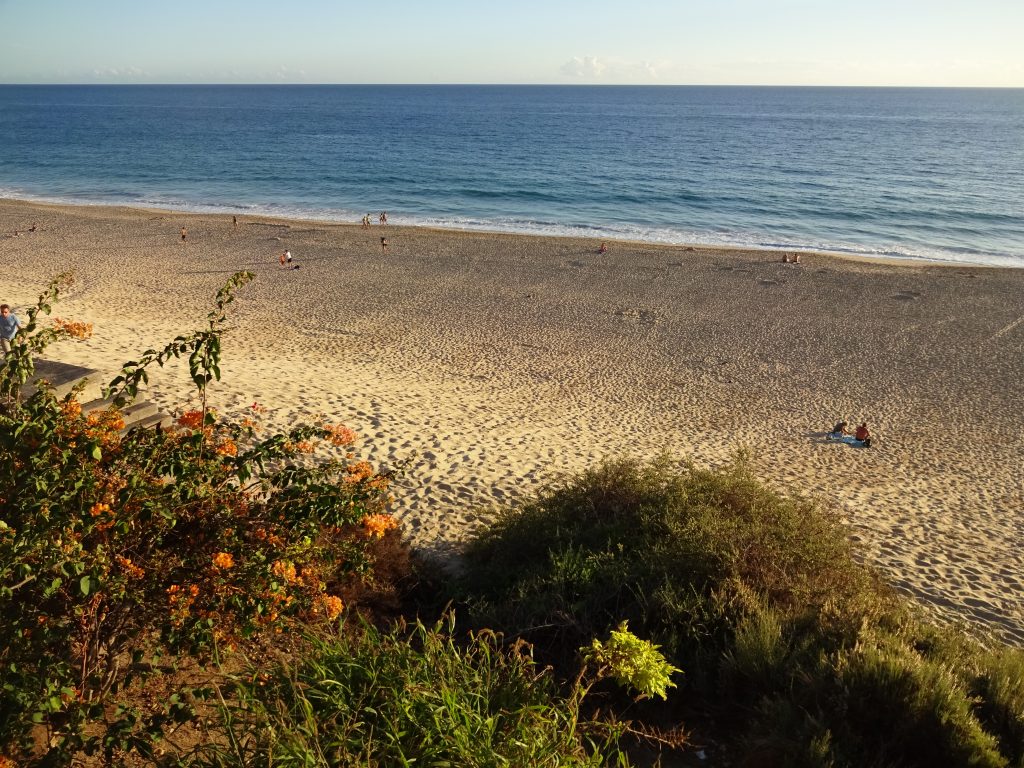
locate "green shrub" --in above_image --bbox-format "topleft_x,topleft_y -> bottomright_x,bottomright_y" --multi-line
457,456 -> 1024,767
460,455 -> 887,679
188,617 -> 629,767
836,634 -> 1006,767
973,647 -> 1024,766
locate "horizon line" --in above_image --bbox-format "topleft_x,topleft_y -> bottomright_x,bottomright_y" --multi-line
2,82 -> 1024,89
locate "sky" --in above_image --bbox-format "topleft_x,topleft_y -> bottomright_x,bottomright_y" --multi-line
1,0 -> 1022,87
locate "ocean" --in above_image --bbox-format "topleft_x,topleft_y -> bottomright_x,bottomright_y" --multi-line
1,85 -> 1022,267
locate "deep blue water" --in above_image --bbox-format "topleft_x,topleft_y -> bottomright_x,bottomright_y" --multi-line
1,85 -> 1022,266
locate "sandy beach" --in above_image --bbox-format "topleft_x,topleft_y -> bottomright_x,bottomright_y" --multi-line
2,198 -> 1022,644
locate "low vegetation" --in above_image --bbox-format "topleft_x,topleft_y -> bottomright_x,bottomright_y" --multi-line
456,456 -> 1024,767
1,274 -> 1021,767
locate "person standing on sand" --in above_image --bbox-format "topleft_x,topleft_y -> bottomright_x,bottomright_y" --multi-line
180,227 -> 187,243
380,237 -> 388,254
285,250 -> 293,266
279,251 -> 287,268
232,215 -> 237,229
1,304 -> 23,357
380,211 -> 388,225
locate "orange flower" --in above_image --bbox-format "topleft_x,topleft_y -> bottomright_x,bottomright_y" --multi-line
271,560 -> 300,584
114,555 -> 145,579
60,400 -> 83,419
361,513 -> 398,539
212,552 -> 235,569
53,318 -> 93,339
89,502 -> 110,517
346,461 -> 375,482
84,409 -> 125,447
323,424 -> 357,447
215,438 -> 238,456
177,410 -> 205,430
321,595 -> 344,620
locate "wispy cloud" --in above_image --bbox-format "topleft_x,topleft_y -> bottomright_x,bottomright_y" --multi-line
274,65 -> 307,81
90,66 -> 148,80
560,56 -> 607,79
560,56 -> 669,81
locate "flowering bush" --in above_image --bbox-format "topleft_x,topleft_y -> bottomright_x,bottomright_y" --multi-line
0,274 -> 404,765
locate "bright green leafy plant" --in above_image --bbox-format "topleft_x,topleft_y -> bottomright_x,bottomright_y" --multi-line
582,621 -> 681,701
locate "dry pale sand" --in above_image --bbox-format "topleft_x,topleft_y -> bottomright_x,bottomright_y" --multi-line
3,199 -> 1023,644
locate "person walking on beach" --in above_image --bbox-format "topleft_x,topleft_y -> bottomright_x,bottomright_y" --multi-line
1,304 -> 23,357
232,215 -> 238,229
380,237 -> 388,254
380,211 -> 388,225
180,226 -> 188,243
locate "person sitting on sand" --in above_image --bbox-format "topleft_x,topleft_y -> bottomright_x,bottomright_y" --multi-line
828,420 -> 850,440
854,422 -> 871,448
599,242 -> 608,254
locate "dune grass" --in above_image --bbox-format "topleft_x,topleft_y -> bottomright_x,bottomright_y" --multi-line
186,617 -> 629,768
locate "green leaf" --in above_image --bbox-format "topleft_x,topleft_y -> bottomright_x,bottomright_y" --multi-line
80,575 -> 91,596
91,444 -> 102,460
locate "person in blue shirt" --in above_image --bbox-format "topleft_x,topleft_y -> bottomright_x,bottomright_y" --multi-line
0,303 -> 23,355
1,304 -> 23,357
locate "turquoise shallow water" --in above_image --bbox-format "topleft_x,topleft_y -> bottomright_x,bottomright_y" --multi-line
1,85 -> 1022,266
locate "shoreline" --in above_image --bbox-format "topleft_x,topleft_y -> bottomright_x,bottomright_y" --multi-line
3,197 -> 1023,645
1,195 -> 1015,270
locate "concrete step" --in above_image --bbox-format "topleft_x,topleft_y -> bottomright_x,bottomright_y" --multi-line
81,397 -> 160,428
27,359 -> 103,402
20,359 -> 174,436
80,396 -> 111,414
121,400 -> 160,428
124,411 -> 174,434
79,393 -> 173,436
